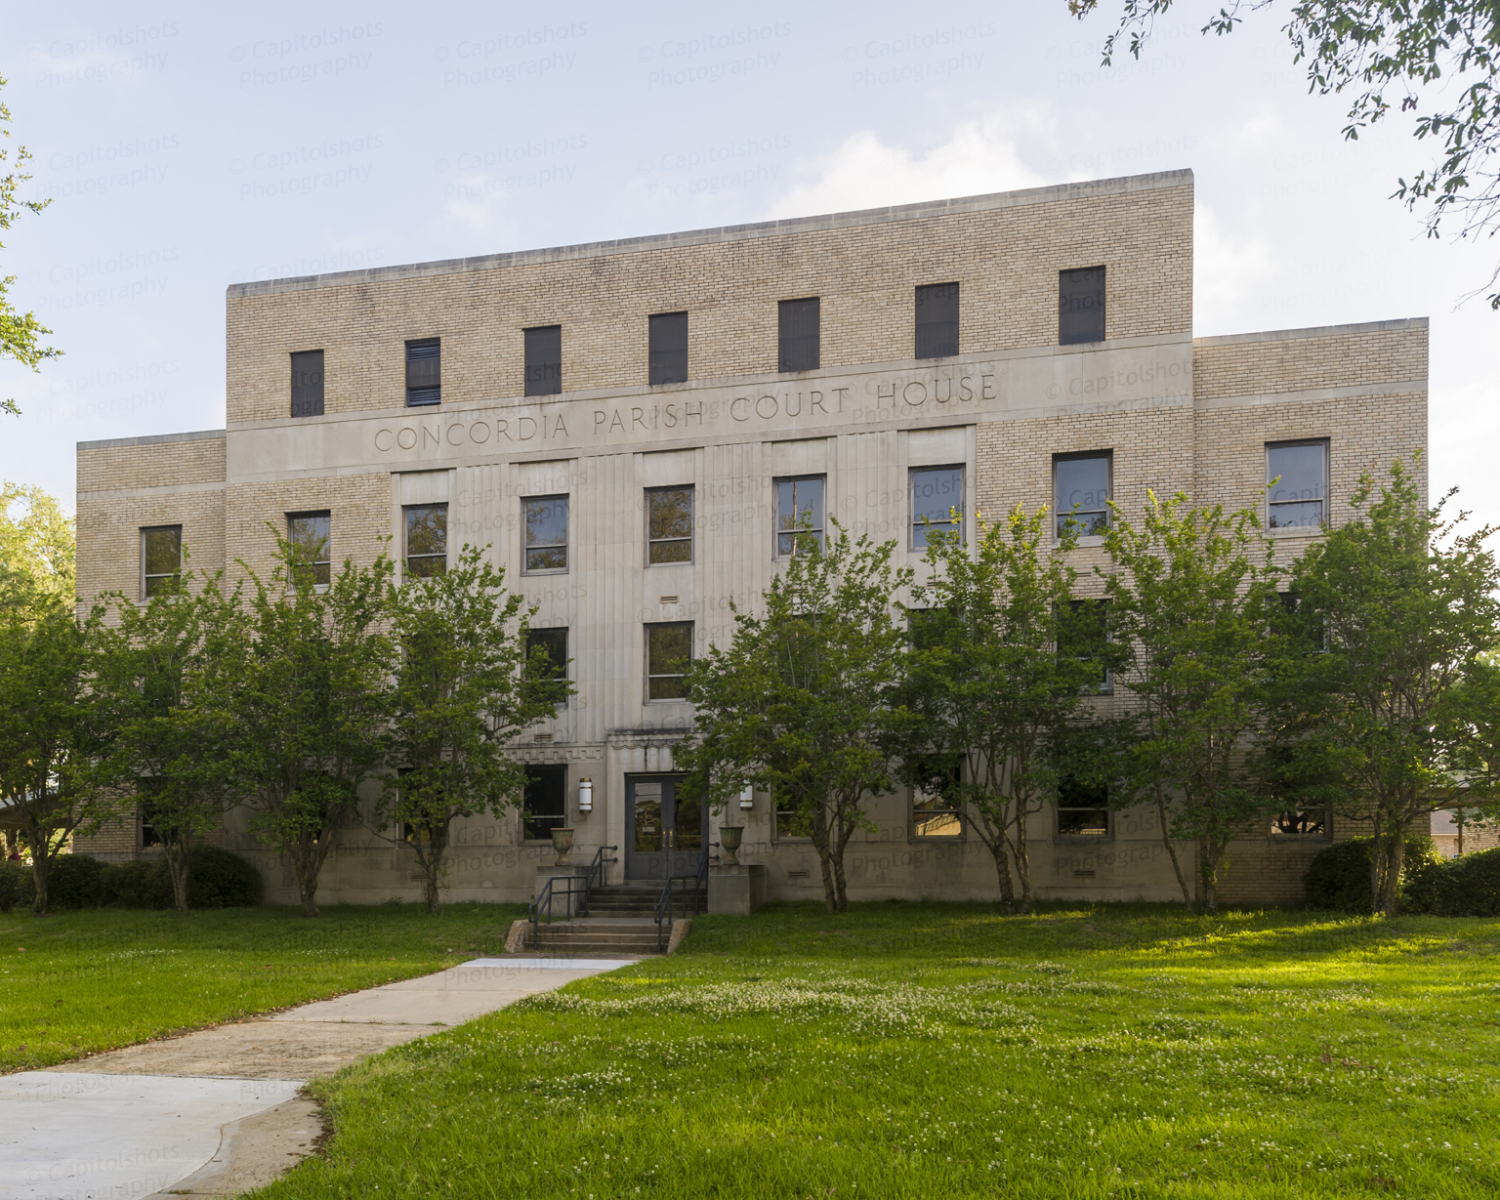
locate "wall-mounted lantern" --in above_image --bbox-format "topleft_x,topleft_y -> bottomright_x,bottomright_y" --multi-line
739,784 -> 754,810
578,777 -> 593,815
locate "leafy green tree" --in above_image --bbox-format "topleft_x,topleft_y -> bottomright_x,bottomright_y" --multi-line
1,74 -> 60,416
0,482 -> 74,608
0,598 -> 114,914
378,546 -> 569,913
97,570 -> 247,911
1066,0 -> 1500,307
904,506 -> 1104,913
229,534 -> 394,917
680,522 -> 911,913
1100,494 -> 1282,914
1281,459 -> 1500,914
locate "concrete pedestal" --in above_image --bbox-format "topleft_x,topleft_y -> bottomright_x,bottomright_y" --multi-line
707,863 -> 767,915
534,864 -> 586,918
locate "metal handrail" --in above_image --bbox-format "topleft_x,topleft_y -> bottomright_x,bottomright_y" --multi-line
527,845 -> 617,950
655,845 -> 710,951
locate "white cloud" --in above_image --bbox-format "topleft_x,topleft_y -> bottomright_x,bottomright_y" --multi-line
1192,203 -> 1276,332
766,107 -> 1054,219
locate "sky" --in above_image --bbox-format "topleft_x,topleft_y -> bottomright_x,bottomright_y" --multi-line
3,1 -> 1496,528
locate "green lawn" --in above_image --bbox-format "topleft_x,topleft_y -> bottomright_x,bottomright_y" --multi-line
0,902 -> 523,1073
253,902 -> 1499,1200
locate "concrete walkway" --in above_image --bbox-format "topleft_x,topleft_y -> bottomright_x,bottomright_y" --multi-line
1,957 -> 636,1200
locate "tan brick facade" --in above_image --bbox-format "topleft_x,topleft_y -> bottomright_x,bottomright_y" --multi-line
74,170 -> 1430,907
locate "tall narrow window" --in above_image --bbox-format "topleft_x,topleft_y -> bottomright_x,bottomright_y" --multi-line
522,765 -> 568,841
404,504 -> 447,577
775,476 -> 825,557
1054,452 -> 1111,538
526,627 -> 569,698
1059,598 -> 1112,692
523,496 -> 569,573
1059,267 -> 1106,345
778,297 -> 820,372
915,282 -> 959,359
647,622 -> 693,700
290,350 -> 324,418
406,338 -> 441,407
524,325 -> 562,396
287,511 -> 331,589
1267,441 -> 1328,531
649,311 -> 688,385
1057,775 -> 1110,837
911,466 -> 963,548
647,486 -> 694,564
140,526 -> 182,599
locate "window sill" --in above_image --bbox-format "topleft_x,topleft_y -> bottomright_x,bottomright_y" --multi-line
521,567 -> 569,577
1266,527 -> 1323,538
1056,535 -> 1107,549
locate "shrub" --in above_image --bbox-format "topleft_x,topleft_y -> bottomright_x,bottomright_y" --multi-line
46,854 -> 109,909
182,844 -> 263,908
100,858 -> 171,909
1303,836 -> 1441,913
1408,847 -> 1500,917
0,860 -> 28,913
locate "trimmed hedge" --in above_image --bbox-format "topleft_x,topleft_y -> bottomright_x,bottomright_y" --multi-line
0,846 -> 263,912
1405,846 -> 1500,917
1303,836 -> 1442,913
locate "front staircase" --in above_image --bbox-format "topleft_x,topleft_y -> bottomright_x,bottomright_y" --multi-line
526,883 -> 707,957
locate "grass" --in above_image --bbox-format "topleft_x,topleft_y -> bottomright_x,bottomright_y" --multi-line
247,901 -> 1500,1200
0,901 -> 523,1074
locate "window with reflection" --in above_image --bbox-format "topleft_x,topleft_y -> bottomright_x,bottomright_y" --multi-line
1271,807 -> 1329,837
1059,598 -> 1112,692
287,511 -> 331,589
1054,452 -> 1111,538
911,759 -> 963,838
1057,775 -> 1110,838
647,621 -> 693,700
911,466 -> 963,548
141,526 -> 182,599
1267,441 -> 1328,531
404,504 -> 447,577
523,495 -> 569,573
647,486 -> 694,564
526,627 -> 568,707
775,475 -> 825,556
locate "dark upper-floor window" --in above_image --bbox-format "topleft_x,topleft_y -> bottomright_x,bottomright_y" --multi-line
524,325 -> 562,397
140,526 -> 182,599
775,475 -> 825,557
406,338 -> 441,407
290,350 -> 325,418
915,282 -> 960,359
649,311 -> 688,385
526,626 -> 569,707
404,504 -> 447,577
1059,267 -> 1106,345
1057,775 -> 1110,837
647,621 -> 693,700
522,765 -> 568,840
1267,440 -> 1328,531
778,297 -> 820,373
1054,452 -> 1111,539
287,511 -> 331,589
1059,598 -> 1112,693
647,486 -> 694,564
911,466 -> 963,549
523,495 -> 569,573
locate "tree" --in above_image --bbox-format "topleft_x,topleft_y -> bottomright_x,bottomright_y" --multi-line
1,482 -> 75,608
679,521 -> 911,913
904,506 -> 1103,914
229,534 -> 394,917
1,74 -> 60,416
378,546 -> 569,913
0,598 -> 114,914
1067,0 -> 1500,308
1100,494 -> 1282,914
1281,458 -> 1500,914
97,569 -> 246,911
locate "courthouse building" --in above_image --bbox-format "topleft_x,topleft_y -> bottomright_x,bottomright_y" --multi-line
75,168 -> 1428,907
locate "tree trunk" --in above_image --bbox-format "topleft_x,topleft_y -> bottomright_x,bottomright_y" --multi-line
288,832 -> 333,919
811,802 -> 840,913
1198,836 -> 1220,916
164,841 -> 191,912
30,849 -> 53,916
1380,825 -> 1406,917
1369,824 -> 1390,917
1154,786 -> 1192,905
420,826 -> 450,914
1013,807 -> 1033,916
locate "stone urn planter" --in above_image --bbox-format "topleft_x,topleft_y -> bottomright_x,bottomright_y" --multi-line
719,825 -> 744,866
550,827 -> 575,866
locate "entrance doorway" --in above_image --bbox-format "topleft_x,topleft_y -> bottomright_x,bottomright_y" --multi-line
624,775 -> 704,880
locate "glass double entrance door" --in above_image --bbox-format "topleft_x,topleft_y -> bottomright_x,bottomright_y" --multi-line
625,775 -> 704,880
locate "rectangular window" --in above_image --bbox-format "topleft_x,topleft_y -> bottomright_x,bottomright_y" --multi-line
523,495 -> 569,573
522,765 -> 568,841
526,627 -> 568,683
647,621 -> 693,700
911,466 -> 963,548
775,804 -> 812,840
1059,598 -> 1112,692
1057,776 -> 1110,838
406,338 -> 441,407
1267,440 -> 1328,531
404,504 -> 447,577
138,779 -> 167,848
647,486 -> 694,564
290,350 -> 324,418
911,760 -> 963,838
915,282 -> 959,359
775,475 -> 825,557
287,511 -> 331,589
1271,807 -> 1329,837
778,297 -> 820,372
649,311 -> 688,385
1054,452 -> 1111,538
1059,266 -> 1106,345
524,325 -> 562,397
141,526 -> 182,599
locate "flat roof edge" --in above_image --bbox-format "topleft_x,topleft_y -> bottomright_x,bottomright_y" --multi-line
1194,317 -> 1428,347
227,169 -> 1194,299
78,428 -> 226,452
